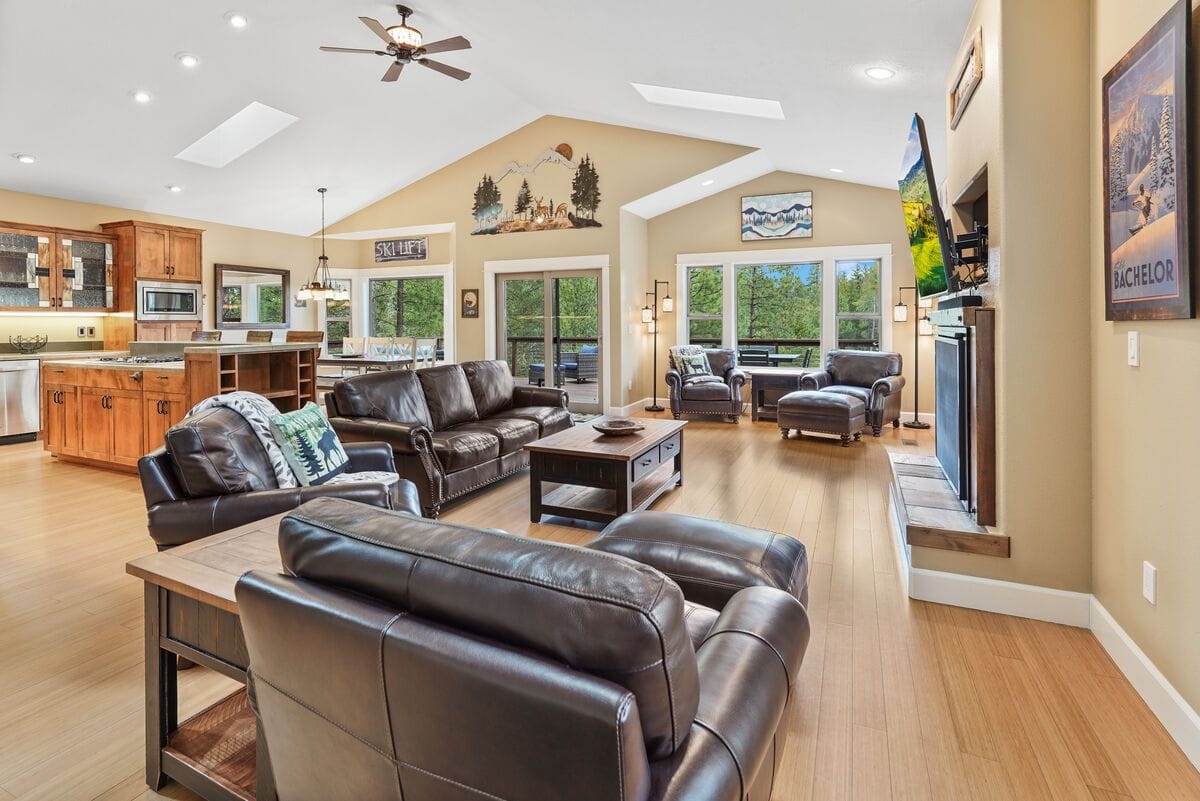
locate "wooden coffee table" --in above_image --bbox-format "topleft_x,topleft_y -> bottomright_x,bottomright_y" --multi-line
127,516 -> 288,801
525,416 -> 687,524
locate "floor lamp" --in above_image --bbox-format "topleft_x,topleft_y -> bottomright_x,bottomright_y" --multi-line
892,286 -> 933,430
643,280 -> 673,412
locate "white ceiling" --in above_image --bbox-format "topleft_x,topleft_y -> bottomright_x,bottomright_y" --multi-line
0,1 -> 973,235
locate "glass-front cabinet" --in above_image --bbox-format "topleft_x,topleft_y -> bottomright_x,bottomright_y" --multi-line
0,224 -> 115,311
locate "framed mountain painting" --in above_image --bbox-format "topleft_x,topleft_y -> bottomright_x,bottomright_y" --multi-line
1102,0 -> 1192,320
741,191 -> 813,241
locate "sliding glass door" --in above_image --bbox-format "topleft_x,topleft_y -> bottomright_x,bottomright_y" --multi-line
497,270 -> 602,414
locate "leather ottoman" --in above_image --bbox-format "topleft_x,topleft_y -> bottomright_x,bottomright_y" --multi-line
777,389 -> 866,447
587,510 -> 810,610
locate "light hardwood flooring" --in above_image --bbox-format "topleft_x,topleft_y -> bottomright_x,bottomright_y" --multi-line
1,416 -> 1198,800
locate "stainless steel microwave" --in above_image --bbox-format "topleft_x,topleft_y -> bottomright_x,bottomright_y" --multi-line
136,280 -> 202,321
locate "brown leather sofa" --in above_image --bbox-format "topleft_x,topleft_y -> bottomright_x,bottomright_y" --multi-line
138,406 -> 419,550
800,349 -> 906,436
666,348 -> 746,422
237,499 -> 810,801
326,359 -> 572,517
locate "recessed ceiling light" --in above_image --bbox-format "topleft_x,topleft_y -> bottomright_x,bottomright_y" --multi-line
631,83 -> 785,120
12,153 -> 36,164
829,168 -> 845,174
166,184 -> 183,193
130,89 -> 153,104
701,179 -> 715,187
225,11 -> 249,28
865,66 -> 896,81
176,52 -> 200,68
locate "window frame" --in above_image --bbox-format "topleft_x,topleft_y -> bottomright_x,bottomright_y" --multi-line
317,263 -> 455,359
834,258 -> 884,352
684,265 -> 724,348
366,275 -> 448,345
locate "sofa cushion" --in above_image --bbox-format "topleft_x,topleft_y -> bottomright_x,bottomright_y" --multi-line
277,497 -> 700,760
681,380 -> 733,401
504,405 -> 572,436
418,365 -> 480,430
460,359 -> 515,419
826,349 -> 901,388
333,370 -> 433,429
452,416 -> 540,456
704,348 -> 737,376
429,428 -> 500,473
165,406 -> 279,497
823,385 -> 871,404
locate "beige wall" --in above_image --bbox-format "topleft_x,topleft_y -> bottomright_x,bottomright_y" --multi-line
915,0 -> 1094,593
1090,0 -> 1200,712
327,115 -> 752,408
0,188 -> 329,341
644,171 -> 933,412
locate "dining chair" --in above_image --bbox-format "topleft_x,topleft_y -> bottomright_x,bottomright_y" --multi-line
285,330 -> 325,343
414,337 -> 438,369
190,330 -> 222,342
245,330 -> 274,343
390,336 -> 416,368
341,337 -> 365,355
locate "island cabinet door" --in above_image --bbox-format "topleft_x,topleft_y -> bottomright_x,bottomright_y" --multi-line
79,388 -> 112,461
42,385 -> 80,455
109,389 -> 145,466
143,392 -> 185,453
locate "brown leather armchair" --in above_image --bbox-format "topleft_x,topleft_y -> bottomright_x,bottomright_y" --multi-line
237,498 -> 810,801
800,349 -> 906,436
138,406 -> 419,550
666,348 -> 746,422
326,360 -> 573,517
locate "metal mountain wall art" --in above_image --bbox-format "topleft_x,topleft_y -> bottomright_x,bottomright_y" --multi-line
471,143 -> 602,235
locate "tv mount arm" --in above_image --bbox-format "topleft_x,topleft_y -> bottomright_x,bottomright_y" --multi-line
951,221 -> 988,293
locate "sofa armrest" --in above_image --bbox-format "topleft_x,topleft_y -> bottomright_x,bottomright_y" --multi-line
512,384 -> 569,408
587,511 -> 809,611
343,441 -> 397,472
725,368 -> 747,390
800,370 -> 831,390
869,374 -> 905,413
331,417 -> 433,456
665,369 -> 683,391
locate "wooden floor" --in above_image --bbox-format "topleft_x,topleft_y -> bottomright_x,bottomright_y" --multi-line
1,416 -> 1198,801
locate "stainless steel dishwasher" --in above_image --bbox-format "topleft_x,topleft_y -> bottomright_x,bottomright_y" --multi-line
0,359 -> 39,444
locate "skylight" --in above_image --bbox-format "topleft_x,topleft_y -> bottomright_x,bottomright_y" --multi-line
175,101 -> 299,168
631,83 -> 785,120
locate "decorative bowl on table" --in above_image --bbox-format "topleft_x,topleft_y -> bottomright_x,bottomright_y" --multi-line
9,335 -> 48,354
592,417 -> 645,436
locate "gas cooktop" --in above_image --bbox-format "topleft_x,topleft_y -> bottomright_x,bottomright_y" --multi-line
95,355 -> 184,364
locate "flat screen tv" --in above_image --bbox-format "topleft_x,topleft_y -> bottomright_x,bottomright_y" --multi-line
898,113 -> 954,299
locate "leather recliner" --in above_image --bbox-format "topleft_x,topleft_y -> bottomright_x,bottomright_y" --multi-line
236,498 -> 810,801
800,349 -> 906,436
326,359 -> 573,517
666,348 -> 747,422
138,406 -> 419,549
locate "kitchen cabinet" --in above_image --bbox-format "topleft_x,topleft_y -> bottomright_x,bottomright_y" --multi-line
137,321 -> 201,342
79,387 -> 144,467
144,391 -> 186,452
101,220 -> 203,283
0,223 -> 116,311
42,384 -> 80,455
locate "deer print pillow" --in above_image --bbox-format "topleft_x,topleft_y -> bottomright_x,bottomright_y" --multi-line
269,403 -> 349,486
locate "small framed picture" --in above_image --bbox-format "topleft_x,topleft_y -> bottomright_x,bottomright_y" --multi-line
461,288 -> 479,318
293,298 -> 308,309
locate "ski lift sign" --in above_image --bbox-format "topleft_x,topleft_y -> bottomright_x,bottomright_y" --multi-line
374,237 -> 428,263
1101,0 -> 1192,320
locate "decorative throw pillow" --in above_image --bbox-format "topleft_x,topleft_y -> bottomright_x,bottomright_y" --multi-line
678,353 -> 712,378
268,403 -> 349,486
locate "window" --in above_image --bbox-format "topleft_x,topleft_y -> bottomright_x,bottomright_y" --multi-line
835,259 -> 881,351
735,263 -> 821,359
685,266 -> 722,346
368,277 -> 445,347
221,286 -> 242,323
324,279 -> 351,352
256,284 -> 283,324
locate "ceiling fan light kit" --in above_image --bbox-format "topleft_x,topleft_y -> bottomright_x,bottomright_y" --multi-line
320,5 -> 472,83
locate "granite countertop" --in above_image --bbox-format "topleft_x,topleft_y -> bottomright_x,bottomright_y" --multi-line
0,350 -> 125,362
41,357 -> 185,372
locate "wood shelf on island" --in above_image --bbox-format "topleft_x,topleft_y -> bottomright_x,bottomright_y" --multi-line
889,452 -> 1009,557
186,344 -> 319,411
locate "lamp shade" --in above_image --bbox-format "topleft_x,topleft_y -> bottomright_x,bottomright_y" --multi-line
641,305 -> 653,323
647,319 -> 656,334
661,294 -> 674,313
892,302 -> 908,323
919,317 -> 934,336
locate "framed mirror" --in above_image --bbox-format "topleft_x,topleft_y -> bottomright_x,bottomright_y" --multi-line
215,264 -> 291,329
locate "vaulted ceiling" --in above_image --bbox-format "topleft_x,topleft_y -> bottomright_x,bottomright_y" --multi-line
0,1 -> 972,235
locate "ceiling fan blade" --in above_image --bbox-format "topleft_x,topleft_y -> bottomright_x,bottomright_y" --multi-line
320,46 -> 387,54
418,58 -> 470,81
419,35 -> 471,55
359,16 -> 395,45
382,61 -> 405,82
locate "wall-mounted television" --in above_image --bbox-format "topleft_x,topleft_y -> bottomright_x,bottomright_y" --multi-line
898,113 -> 955,299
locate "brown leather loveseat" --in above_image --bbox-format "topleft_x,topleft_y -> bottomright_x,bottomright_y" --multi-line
237,498 -> 811,801
326,359 -> 572,517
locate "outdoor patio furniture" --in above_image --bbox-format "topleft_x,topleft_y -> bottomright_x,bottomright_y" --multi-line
562,344 -> 599,383
528,362 -> 565,387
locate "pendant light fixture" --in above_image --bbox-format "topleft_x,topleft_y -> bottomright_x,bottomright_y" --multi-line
297,187 -> 348,302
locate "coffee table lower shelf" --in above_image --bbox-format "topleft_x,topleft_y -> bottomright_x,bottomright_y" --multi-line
534,461 -> 680,525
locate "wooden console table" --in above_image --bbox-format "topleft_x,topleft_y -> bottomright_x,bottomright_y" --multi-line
748,369 -> 808,422
127,516 -> 290,801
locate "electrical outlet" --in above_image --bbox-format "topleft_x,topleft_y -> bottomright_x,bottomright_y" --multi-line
626,379 -> 633,391
1143,561 -> 1157,605
1127,331 -> 1140,366
76,326 -> 86,338
86,325 -> 96,337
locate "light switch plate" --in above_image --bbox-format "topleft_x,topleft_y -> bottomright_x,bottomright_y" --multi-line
1143,561 -> 1157,605
1127,331 -> 1140,366
76,326 -> 86,338
86,325 -> 96,337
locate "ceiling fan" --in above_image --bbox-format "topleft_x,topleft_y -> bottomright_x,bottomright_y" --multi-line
320,5 -> 471,82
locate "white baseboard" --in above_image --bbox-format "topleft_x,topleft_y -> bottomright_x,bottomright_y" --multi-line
907,568 -> 1092,627
1089,599 -> 1200,771
607,397 -> 654,417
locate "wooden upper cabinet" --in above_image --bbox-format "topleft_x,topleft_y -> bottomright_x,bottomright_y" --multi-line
100,220 -> 204,284
58,232 -> 116,311
0,223 -> 115,311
